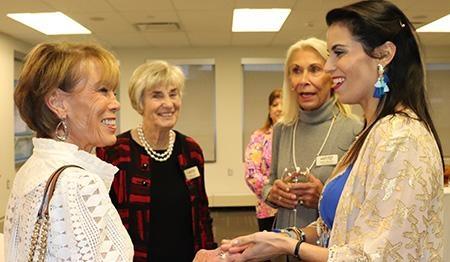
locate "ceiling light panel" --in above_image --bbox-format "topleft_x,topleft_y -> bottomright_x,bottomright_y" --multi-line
232,8 -> 291,32
417,14 -> 450,33
7,12 -> 91,35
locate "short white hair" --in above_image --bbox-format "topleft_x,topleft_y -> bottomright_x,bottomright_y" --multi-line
128,60 -> 185,114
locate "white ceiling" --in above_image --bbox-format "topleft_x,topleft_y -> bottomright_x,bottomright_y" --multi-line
0,0 -> 449,49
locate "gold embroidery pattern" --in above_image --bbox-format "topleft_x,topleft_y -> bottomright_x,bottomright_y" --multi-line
326,112 -> 443,261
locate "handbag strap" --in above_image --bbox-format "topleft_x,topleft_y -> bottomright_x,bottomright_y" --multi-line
37,165 -> 83,217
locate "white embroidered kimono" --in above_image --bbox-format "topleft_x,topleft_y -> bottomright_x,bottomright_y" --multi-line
325,112 -> 443,261
4,138 -> 134,261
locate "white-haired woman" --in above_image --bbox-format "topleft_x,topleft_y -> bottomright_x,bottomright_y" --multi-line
194,37 -> 362,262
97,60 -> 216,262
263,37 -> 362,238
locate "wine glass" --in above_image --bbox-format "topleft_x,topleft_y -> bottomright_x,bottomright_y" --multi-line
281,167 -> 310,226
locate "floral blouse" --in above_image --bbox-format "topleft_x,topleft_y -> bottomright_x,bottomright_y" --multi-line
245,128 -> 277,219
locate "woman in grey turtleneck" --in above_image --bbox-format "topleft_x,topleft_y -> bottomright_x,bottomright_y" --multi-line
262,38 -> 362,237
193,37 -> 363,262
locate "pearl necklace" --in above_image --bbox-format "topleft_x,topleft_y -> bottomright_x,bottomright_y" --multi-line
137,124 -> 175,162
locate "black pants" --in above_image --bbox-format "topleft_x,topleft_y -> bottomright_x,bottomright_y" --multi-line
257,216 -> 275,232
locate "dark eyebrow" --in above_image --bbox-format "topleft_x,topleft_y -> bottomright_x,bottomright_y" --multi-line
330,44 -> 346,51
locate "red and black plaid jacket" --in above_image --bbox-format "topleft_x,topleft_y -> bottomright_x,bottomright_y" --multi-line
96,130 -> 216,261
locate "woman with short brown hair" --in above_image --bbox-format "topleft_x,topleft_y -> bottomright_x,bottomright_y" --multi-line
5,42 -> 133,261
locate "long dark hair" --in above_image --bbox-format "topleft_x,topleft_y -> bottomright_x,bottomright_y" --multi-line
261,88 -> 282,132
326,0 -> 444,168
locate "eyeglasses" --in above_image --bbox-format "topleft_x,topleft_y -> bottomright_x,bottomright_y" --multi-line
289,64 -> 325,78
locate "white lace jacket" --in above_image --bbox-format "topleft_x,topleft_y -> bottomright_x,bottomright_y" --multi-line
4,138 -> 134,261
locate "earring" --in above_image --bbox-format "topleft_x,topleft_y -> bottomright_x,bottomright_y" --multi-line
55,118 -> 68,141
373,64 -> 390,98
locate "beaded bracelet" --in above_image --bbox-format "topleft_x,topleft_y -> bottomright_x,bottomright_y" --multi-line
286,227 -> 306,242
272,228 -> 297,239
273,227 -> 306,242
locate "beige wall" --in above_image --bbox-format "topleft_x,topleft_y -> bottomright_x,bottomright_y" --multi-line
0,33 -> 30,223
0,41 -> 449,219
114,45 -> 450,206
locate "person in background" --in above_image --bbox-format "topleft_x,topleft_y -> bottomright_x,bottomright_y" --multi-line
97,60 -> 216,262
4,42 -> 133,261
244,88 -> 282,232
210,0 -> 445,261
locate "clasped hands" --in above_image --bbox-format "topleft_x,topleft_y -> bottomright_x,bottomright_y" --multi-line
193,231 -> 290,262
268,173 -> 323,209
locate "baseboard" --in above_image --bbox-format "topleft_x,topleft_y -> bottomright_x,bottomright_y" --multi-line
209,194 -> 256,207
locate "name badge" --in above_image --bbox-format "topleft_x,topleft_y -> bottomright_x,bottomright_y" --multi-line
184,166 -> 201,180
316,154 -> 338,166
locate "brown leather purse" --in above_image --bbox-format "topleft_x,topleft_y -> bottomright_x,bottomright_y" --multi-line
28,165 -> 83,262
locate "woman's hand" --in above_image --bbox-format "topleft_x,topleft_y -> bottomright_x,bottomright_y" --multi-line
289,173 -> 323,208
194,240 -> 242,262
223,231 -> 296,262
268,179 -> 299,209
193,247 -> 235,262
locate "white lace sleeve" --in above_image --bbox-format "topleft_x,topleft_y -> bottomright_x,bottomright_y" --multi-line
4,191 -> 20,261
4,184 -> 48,262
47,169 -> 133,261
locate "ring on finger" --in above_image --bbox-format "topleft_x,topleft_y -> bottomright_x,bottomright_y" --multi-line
299,200 -> 304,205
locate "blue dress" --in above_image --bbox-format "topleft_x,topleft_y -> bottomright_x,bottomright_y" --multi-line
319,164 -> 353,230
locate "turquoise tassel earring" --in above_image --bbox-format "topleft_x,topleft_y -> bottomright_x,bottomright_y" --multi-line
373,64 -> 389,98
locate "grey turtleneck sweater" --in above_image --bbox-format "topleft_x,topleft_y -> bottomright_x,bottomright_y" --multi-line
262,97 -> 363,230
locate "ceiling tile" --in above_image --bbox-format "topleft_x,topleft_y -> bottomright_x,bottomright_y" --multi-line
0,0 -> 53,12
143,32 -> 190,47
172,0 -> 233,10
178,10 -> 231,32
68,12 -> 135,33
43,0 -> 114,12
273,28 -> 327,46
106,0 -> 174,12
119,11 -> 179,24
395,0 -> 450,13
419,33 -> 450,47
275,9 -> 328,44
234,0 -> 296,8
96,33 -> 150,48
232,33 -> 276,46
188,32 -> 231,46
304,0 -> 355,11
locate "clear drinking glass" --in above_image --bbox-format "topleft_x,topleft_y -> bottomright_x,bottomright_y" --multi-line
281,167 -> 310,226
